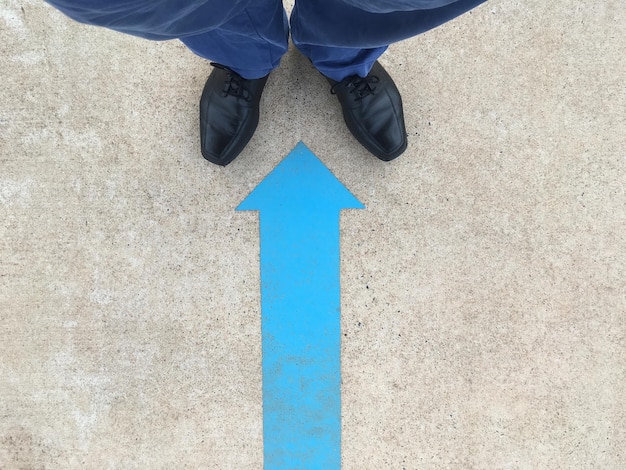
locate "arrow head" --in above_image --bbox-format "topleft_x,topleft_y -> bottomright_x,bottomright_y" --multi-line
236,142 -> 365,214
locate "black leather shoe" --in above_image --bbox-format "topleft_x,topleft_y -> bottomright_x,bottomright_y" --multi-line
200,63 -> 269,166
328,61 -> 407,161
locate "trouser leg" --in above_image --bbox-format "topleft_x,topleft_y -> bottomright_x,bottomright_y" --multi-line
45,0 -> 289,79
180,1 -> 289,79
290,0 -> 488,81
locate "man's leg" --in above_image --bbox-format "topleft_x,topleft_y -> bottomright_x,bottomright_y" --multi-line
45,0 -> 289,165
180,3 -> 289,164
290,0 -> 488,160
180,1 -> 289,80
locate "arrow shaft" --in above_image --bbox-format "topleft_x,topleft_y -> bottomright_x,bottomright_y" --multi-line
259,210 -> 342,469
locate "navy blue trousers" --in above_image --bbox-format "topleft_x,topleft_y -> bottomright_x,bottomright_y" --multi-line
46,0 -> 487,80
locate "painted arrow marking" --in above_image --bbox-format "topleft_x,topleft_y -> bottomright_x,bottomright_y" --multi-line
237,142 -> 364,469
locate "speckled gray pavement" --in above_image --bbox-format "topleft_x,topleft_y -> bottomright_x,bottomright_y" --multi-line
1,1 -> 625,468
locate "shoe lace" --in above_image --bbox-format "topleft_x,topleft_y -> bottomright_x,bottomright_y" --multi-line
330,75 -> 380,101
210,62 -> 252,102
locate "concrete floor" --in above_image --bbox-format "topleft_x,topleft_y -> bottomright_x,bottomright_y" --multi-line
1,0 -> 625,468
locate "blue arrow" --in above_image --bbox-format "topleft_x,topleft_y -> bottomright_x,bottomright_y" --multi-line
237,142 -> 364,469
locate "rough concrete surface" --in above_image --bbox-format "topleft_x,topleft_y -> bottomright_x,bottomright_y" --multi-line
1,0 -> 624,468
